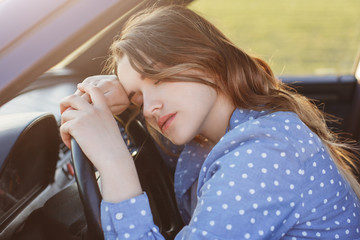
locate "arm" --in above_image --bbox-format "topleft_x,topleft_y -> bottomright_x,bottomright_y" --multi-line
60,81 -> 166,239
60,83 -> 142,202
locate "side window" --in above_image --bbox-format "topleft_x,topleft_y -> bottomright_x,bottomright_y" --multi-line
189,0 -> 360,76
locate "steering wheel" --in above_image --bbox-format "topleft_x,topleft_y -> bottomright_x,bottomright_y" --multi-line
70,110 -> 184,240
71,138 -> 103,240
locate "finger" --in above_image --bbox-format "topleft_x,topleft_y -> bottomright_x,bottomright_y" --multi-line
60,106 -> 75,117
60,95 -> 79,114
102,80 -> 130,104
59,121 -> 73,149
60,94 -> 92,114
60,107 -> 83,126
110,104 -> 131,116
78,79 -> 113,95
75,87 -> 85,96
81,92 -> 91,103
74,89 -> 92,105
94,78 -> 118,93
81,75 -> 116,86
82,76 -> 102,85
77,84 -> 108,108
78,82 -> 108,104
75,89 -> 82,95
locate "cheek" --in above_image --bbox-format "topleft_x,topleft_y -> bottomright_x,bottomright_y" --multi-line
178,83 -> 217,104
145,115 -> 193,145
144,84 -> 217,144
191,87 -> 217,111
146,119 -> 159,132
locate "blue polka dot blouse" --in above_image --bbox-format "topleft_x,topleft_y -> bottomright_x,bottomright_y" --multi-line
101,109 -> 360,239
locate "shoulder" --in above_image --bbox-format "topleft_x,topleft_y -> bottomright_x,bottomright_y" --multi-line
198,110 -> 323,191
209,110 -> 322,162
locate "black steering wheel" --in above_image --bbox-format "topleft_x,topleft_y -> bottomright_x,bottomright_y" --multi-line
70,110 -> 184,240
71,138 -> 103,240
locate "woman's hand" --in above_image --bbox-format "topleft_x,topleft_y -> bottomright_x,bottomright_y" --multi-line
60,84 -> 127,169
75,75 -> 130,115
60,84 -> 142,202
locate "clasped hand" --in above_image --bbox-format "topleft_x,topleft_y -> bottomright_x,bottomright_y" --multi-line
59,75 -> 131,173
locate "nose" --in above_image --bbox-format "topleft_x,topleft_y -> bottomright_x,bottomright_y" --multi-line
142,92 -> 163,118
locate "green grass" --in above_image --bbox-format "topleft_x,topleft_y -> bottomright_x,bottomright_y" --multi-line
189,0 -> 360,76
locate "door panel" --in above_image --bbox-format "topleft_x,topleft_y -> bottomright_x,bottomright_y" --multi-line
281,75 -> 359,140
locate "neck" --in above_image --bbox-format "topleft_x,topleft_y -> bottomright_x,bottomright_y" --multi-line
200,93 -> 235,143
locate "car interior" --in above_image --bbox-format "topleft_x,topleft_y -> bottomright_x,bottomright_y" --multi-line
0,0 -> 359,239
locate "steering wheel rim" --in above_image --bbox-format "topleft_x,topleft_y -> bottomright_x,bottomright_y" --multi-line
71,138 -> 104,240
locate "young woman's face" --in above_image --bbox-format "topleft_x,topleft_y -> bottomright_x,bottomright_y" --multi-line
116,55 -> 218,145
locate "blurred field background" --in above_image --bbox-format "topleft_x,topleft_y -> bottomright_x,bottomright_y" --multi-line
189,0 -> 360,76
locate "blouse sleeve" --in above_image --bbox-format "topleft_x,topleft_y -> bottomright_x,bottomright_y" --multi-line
101,193 -> 165,240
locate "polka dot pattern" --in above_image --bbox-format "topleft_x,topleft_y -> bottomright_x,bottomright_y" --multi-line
173,138 -> 213,223
101,193 -> 162,239
100,109 -> 360,239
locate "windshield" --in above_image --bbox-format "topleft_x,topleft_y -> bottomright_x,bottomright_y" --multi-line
189,0 -> 360,76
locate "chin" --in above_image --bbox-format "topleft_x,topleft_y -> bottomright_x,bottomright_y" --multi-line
167,132 -> 194,146
169,138 -> 187,146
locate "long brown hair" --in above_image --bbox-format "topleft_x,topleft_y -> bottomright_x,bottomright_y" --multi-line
107,4 -> 360,196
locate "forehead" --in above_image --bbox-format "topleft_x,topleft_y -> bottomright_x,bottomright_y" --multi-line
116,55 -> 132,75
116,53 -> 154,79
115,55 -> 144,93
116,56 -> 141,81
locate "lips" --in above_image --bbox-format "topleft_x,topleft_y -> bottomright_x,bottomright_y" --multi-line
157,113 -> 177,132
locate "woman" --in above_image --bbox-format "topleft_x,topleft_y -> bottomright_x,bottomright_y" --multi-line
60,5 -> 360,239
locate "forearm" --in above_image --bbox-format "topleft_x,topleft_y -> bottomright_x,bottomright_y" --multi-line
98,142 -> 142,203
